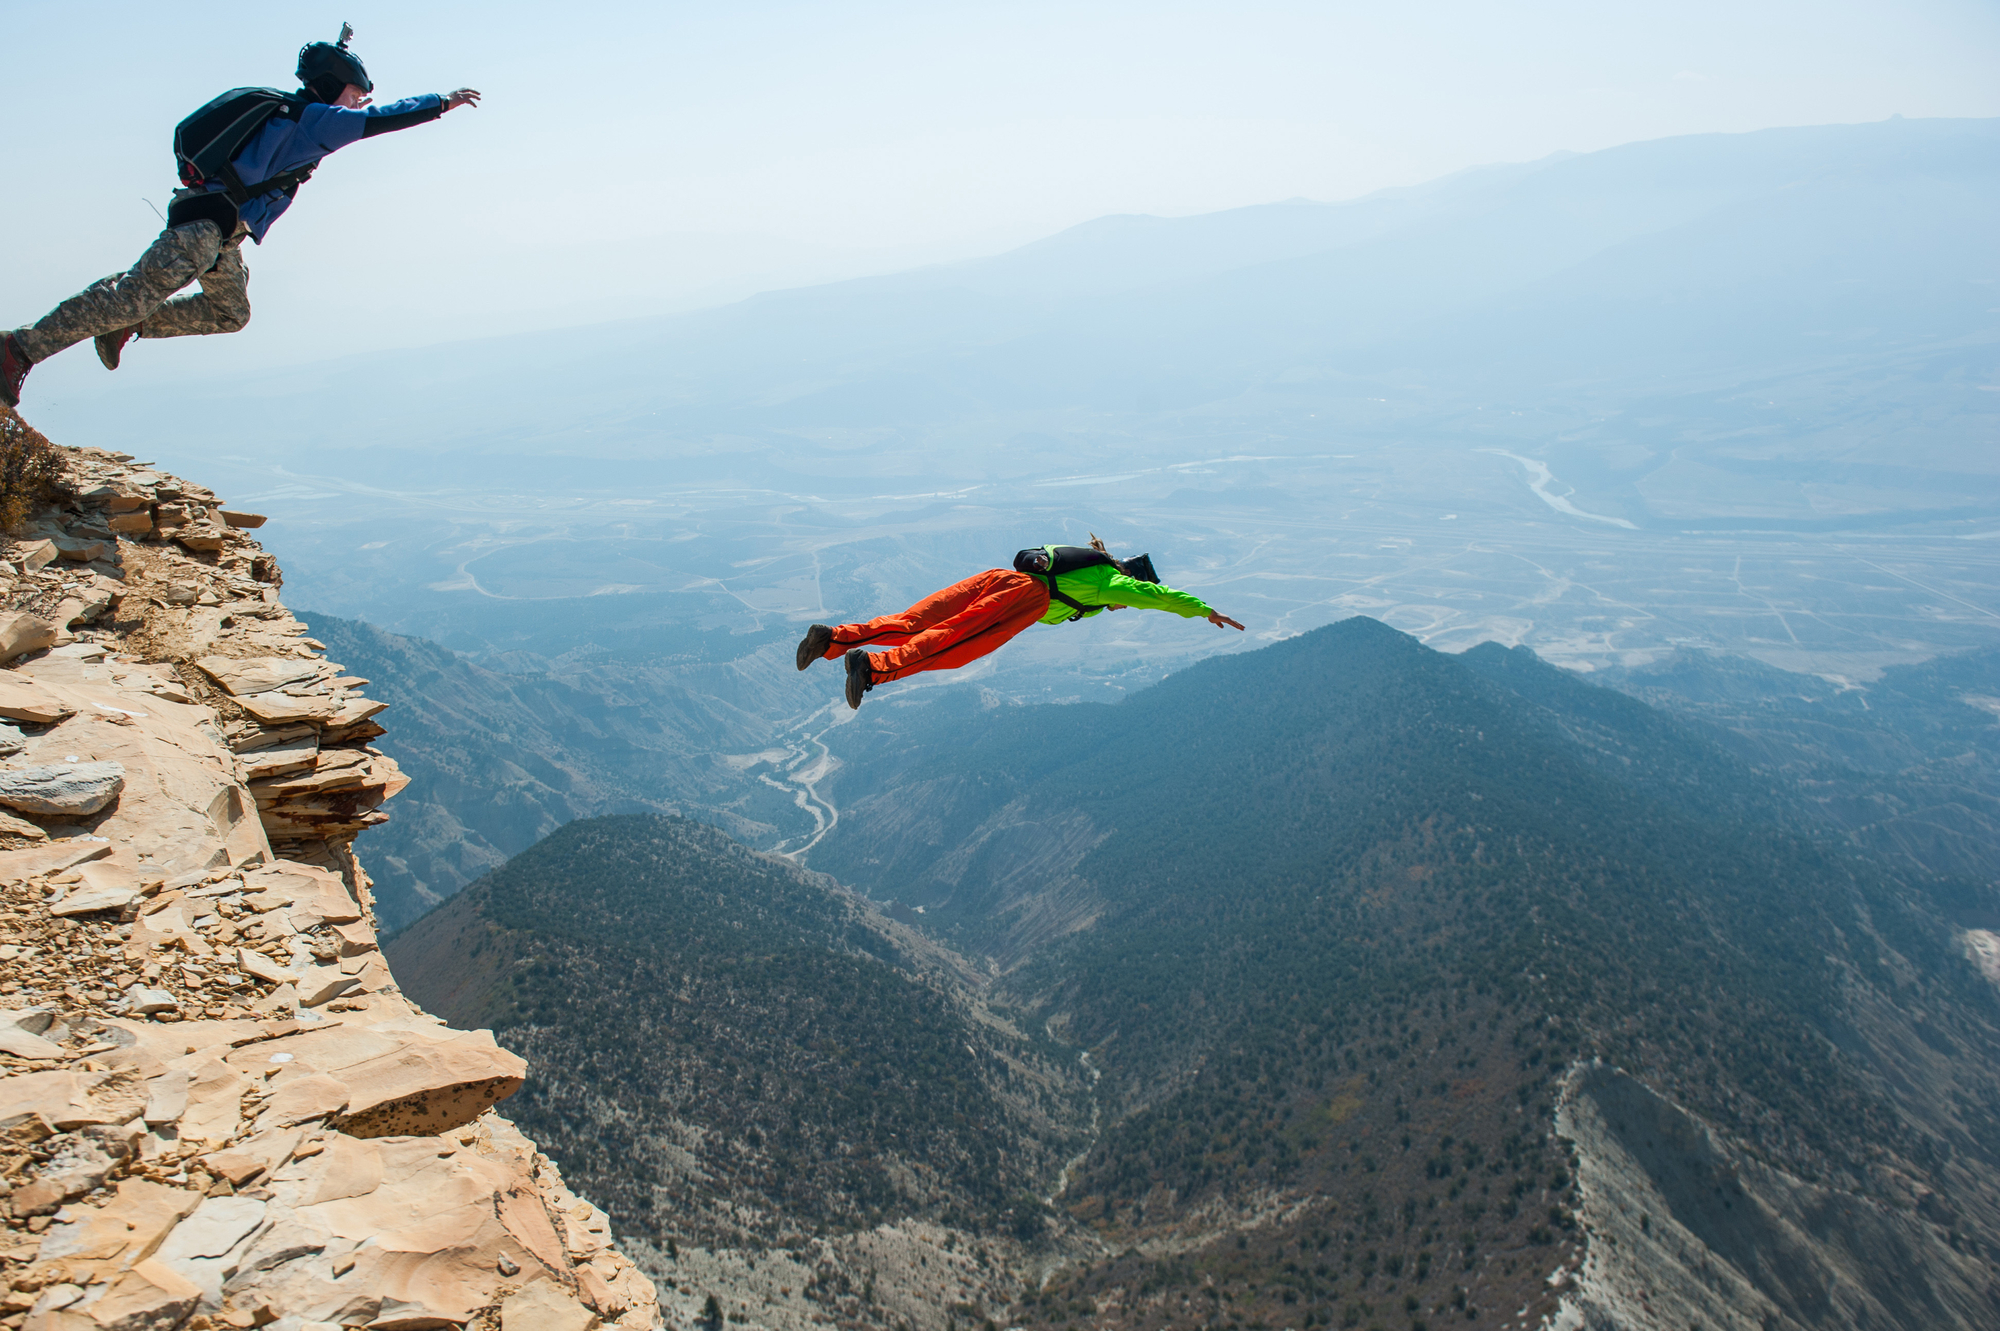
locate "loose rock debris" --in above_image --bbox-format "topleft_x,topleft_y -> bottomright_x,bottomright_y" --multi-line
0,443 -> 660,1331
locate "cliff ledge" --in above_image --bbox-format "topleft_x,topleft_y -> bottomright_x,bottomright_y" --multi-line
0,438 -> 660,1331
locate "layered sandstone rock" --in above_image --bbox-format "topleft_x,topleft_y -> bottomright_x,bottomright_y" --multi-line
0,445 -> 659,1331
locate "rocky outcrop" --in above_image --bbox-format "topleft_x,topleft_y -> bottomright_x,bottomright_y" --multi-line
1552,1062 -> 1998,1331
0,444 -> 659,1331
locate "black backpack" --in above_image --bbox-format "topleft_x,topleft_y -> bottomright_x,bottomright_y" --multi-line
1013,545 -> 1162,621
168,88 -> 318,229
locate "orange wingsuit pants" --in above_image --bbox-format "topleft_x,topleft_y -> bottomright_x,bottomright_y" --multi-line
821,568 -> 1051,684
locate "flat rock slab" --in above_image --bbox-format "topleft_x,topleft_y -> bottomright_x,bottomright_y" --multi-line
0,840 -> 111,886
503,1280 -> 602,1331
238,693 -> 341,725
153,1194 -> 266,1269
1,1005 -> 56,1034
239,947 -> 296,986
224,1023 -> 527,1140
194,656 -> 325,697
265,1072 -> 349,1124
329,696 -> 389,726
290,891 -> 364,928
0,760 -> 126,815
0,1068 -> 145,1131
0,1025 -> 64,1058
37,1176 -> 202,1268
50,882 -> 143,918
81,485 -> 150,513
124,985 -> 178,1014
241,736 -> 319,781
0,672 -> 75,723
143,1069 -> 190,1125
0,612 -> 57,665
72,858 -> 145,896
296,965 -> 359,1008
53,536 -> 114,563
334,1039 -> 527,1138
91,1257 -> 202,1331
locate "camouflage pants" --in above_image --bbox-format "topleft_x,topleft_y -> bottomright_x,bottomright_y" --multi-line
11,220 -> 250,363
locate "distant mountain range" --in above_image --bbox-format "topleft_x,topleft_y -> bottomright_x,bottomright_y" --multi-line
391,617 -> 2000,1330
46,117 -> 1999,531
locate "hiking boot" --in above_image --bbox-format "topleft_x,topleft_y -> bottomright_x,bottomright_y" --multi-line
795,623 -> 834,671
844,648 -> 874,710
0,334 -> 30,409
95,325 -> 140,371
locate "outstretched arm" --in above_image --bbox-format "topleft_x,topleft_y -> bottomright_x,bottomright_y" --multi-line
1056,565 -> 1243,628
348,90 -> 481,141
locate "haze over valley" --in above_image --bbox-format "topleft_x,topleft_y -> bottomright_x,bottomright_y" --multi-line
33,119 -> 1996,706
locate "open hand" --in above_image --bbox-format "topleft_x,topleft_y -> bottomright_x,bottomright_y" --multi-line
1208,611 -> 1245,631
444,88 -> 482,111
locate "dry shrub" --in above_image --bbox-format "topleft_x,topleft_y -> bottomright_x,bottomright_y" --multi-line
0,411 -> 70,533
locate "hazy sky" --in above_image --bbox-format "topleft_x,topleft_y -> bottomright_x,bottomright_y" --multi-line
5,0 -> 1997,372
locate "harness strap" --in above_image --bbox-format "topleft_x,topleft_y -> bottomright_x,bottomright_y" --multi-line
219,159 -> 318,206
1037,573 -> 1095,623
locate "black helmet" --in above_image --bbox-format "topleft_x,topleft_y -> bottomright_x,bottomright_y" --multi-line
297,22 -> 371,101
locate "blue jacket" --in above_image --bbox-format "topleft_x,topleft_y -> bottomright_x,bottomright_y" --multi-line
210,93 -> 445,242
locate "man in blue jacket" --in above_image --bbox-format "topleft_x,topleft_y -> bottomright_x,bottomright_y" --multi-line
1,32 -> 478,408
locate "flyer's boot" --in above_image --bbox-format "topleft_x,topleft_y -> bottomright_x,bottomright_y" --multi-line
844,649 -> 874,710
95,325 -> 141,371
795,624 -> 833,671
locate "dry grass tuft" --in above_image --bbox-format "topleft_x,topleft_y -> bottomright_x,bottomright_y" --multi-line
0,410 -> 71,532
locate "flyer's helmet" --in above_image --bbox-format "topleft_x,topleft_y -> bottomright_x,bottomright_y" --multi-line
297,23 -> 372,101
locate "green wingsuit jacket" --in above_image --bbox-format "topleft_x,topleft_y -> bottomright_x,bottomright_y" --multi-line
1035,560 -> 1215,626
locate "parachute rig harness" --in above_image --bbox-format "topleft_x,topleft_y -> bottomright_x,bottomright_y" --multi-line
167,24 -> 387,236
1013,539 -> 1163,622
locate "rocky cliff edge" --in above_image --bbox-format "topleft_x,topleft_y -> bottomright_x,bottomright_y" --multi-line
0,440 -> 661,1331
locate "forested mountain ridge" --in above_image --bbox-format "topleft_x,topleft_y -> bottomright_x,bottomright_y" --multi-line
386,813 -> 1095,1325
810,618 -> 2000,1328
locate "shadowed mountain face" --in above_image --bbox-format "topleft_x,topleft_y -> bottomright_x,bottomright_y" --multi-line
387,813 -> 1091,1253
393,617 -> 2000,1329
